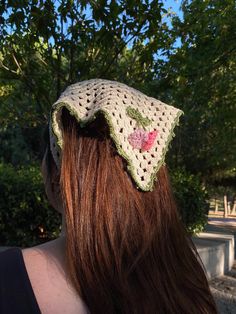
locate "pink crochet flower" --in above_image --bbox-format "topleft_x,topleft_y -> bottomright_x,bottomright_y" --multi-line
128,129 -> 158,151
141,130 -> 158,151
128,128 -> 148,149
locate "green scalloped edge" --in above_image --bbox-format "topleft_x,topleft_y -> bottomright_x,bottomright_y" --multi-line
50,102 -> 184,192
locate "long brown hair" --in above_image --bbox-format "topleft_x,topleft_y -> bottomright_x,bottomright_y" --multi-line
44,108 -> 217,314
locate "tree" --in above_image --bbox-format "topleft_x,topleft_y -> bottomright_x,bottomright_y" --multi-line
155,0 -> 236,182
0,0 -> 174,164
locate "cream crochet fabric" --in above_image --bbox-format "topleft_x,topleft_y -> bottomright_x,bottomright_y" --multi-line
49,78 -> 184,191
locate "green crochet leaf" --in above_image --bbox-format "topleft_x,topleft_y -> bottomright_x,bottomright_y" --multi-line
126,106 -> 152,130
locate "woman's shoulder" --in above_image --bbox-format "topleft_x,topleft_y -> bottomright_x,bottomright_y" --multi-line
22,239 -> 89,314
22,245 -> 58,314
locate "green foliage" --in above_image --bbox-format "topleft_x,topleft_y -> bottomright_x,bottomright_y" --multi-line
170,168 -> 209,234
0,123 -> 44,165
0,0 -> 172,103
156,0 -> 236,181
0,0 -> 175,166
0,163 -> 61,247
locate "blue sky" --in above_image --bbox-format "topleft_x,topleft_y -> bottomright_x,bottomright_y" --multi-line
163,0 -> 183,20
162,0 -> 183,54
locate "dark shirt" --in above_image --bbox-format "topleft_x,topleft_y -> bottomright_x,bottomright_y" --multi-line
0,247 -> 41,314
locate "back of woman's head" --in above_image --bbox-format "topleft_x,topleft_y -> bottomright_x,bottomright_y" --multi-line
44,107 -> 217,314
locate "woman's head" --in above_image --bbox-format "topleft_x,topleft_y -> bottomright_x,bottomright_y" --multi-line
41,107 -> 217,314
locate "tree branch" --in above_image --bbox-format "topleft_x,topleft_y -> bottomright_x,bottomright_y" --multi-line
100,19 -> 147,77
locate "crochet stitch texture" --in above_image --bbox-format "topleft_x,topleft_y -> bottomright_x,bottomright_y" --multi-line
49,78 -> 183,191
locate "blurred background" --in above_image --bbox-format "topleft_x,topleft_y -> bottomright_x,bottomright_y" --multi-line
0,0 -> 235,247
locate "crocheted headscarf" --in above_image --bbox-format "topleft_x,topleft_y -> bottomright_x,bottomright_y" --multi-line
49,78 -> 184,192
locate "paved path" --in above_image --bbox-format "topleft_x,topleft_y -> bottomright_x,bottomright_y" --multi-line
210,261 -> 236,314
207,219 -> 236,313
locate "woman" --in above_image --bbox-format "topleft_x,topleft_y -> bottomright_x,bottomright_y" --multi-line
0,79 -> 217,313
